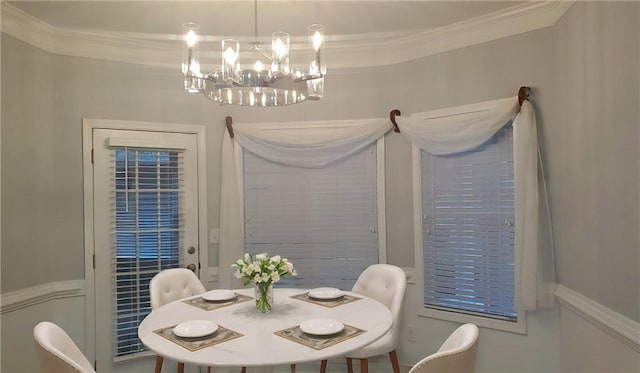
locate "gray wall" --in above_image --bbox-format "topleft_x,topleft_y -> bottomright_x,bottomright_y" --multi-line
546,1 -> 639,322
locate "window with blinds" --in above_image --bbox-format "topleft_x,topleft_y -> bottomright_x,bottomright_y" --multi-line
243,145 -> 379,290
422,125 -> 516,321
112,148 -> 182,357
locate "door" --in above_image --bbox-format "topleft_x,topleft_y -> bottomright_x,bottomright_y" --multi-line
92,128 -> 200,371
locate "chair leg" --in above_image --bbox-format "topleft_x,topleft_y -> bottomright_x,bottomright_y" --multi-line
291,363 -> 296,373
359,358 -> 368,373
320,359 -> 327,373
154,356 -> 164,373
207,367 -> 211,373
346,358 -> 353,373
177,362 -> 185,373
241,367 -> 247,373
389,350 -> 401,373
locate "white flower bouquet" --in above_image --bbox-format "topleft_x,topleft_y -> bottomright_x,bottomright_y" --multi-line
231,253 -> 296,312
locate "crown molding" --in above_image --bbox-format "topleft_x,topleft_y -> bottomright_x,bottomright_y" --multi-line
2,1 -> 573,70
556,284 -> 640,353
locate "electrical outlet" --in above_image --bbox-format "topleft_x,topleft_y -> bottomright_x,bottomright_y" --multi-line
209,228 -> 220,243
408,325 -> 416,342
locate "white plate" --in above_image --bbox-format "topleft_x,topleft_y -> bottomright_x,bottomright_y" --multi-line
173,320 -> 218,338
308,287 -> 344,300
300,318 -> 345,336
202,289 -> 237,302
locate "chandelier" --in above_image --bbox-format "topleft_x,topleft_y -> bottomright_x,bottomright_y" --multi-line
181,1 -> 325,107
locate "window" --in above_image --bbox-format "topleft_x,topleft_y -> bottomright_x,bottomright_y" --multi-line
242,142 -> 383,290
420,125 -> 518,325
113,149 -> 182,356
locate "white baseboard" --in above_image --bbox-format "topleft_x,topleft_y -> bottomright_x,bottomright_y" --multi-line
555,284 -> 640,352
1,279 -> 85,314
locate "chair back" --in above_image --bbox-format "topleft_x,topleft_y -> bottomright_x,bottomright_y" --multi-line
33,321 -> 95,373
351,264 -> 407,347
149,268 -> 206,310
408,323 -> 479,373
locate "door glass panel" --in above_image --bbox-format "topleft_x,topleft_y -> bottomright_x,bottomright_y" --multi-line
113,148 -> 182,357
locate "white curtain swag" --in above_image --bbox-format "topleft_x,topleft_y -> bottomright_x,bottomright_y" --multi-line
233,118 -> 391,168
396,97 -> 519,155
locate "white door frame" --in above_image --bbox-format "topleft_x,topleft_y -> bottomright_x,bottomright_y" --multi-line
81,118 -> 207,364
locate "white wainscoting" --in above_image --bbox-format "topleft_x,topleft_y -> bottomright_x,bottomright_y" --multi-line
1,280 -> 87,373
555,284 -> 640,353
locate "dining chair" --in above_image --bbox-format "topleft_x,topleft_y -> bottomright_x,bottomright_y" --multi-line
407,323 -> 479,373
149,267 -> 207,373
33,321 -> 95,373
320,264 -> 407,373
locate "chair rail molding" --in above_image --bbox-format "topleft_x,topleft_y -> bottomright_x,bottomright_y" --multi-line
1,280 -> 85,314
555,284 -> 640,353
1,1 -> 573,70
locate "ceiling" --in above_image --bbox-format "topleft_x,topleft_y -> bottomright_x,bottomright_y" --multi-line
3,1 -> 572,70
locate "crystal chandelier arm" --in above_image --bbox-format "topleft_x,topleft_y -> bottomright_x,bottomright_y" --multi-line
251,43 -> 273,63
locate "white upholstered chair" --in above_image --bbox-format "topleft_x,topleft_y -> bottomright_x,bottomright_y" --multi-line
149,267 -> 207,373
408,323 -> 479,373
33,321 -> 95,373
320,264 -> 407,373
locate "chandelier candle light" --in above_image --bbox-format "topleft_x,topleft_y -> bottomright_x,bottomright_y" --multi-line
232,253 -> 297,313
181,2 -> 325,107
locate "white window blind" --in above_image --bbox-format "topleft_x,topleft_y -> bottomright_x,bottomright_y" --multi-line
243,145 -> 379,290
422,125 -> 516,321
111,148 -> 183,357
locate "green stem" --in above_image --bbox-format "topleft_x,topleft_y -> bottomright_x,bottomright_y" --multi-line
255,282 -> 272,313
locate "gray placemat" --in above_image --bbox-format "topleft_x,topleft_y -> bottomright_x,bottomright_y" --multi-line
290,292 -> 362,308
183,293 -> 252,311
153,324 -> 243,352
274,324 -> 365,350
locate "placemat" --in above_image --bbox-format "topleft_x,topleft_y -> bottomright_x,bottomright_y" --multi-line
183,293 -> 252,311
153,324 -> 243,352
290,292 -> 362,308
275,324 -> 365,350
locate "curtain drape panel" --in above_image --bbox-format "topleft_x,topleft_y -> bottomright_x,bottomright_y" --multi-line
397,97 -> 546,311
218,119 -> 393,287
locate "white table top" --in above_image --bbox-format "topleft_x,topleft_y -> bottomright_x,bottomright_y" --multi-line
138,288 -> 392,367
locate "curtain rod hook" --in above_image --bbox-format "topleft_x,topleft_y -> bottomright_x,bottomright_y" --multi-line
225,116 -> 234,138
518,86 -> 531,106
389,109 -> 401,133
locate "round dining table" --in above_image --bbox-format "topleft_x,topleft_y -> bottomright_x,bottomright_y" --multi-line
138,287 -> 392,370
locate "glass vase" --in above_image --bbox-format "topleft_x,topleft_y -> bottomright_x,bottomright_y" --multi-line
254,282 -> 274,313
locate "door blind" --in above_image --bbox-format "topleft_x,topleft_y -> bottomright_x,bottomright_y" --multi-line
422,125 -> 516,321
243,145 -> 379,290
111,148 -> 183,357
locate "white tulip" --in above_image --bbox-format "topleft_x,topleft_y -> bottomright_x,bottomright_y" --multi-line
271,272 -> 280,282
